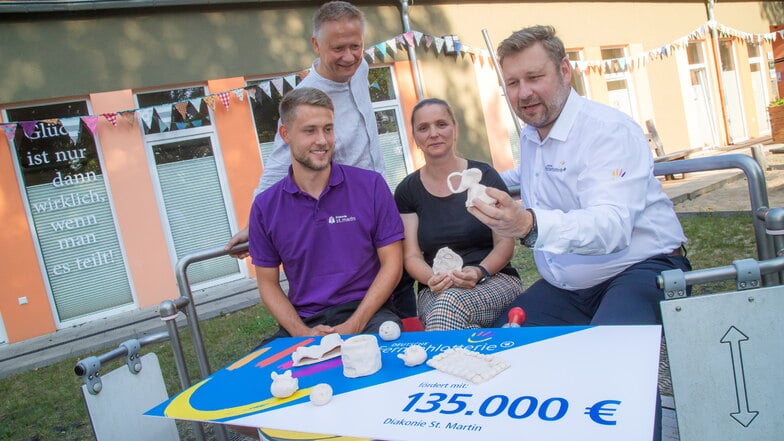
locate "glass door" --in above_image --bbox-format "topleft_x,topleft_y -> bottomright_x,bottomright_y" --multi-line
683,41 -> 720,148
748,43 -> 771,135
719,38 -> 748,142
601,46 -> 638,122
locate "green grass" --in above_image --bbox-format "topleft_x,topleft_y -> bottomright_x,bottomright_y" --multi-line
0,307 -> 280,441
0,213 -> 759,441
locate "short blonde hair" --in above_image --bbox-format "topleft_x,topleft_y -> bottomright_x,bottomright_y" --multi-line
313,1 -> 365,40
279,87 -> 334,126
497,25 -> 566,68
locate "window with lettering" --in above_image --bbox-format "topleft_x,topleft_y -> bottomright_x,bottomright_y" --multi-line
5,101 -> 134,324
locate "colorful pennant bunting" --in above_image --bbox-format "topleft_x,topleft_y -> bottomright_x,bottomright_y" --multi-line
1,22 -> 777,135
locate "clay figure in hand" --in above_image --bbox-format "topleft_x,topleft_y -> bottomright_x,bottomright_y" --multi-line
447,168 -> 497,208
432,246 -> 463,275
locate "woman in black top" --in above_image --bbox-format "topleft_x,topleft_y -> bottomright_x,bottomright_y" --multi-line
394,98 -> 523,330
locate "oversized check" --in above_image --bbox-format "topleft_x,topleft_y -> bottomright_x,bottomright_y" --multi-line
146,326 -> 661,440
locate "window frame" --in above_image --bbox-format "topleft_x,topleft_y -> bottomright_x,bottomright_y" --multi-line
136,86 -> 245,289
566,48 -> 590,98
368,64 -> 413,191
601,45 -> 640,122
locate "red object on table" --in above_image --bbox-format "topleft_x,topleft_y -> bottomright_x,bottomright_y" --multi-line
507,307 -> 526,327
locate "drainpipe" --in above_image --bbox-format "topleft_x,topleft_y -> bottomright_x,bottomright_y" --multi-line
706,0 -> 733,145
399,0 -> 425,100
482,29 -> 522,136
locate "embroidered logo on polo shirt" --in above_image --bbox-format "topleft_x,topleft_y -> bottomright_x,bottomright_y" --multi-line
328,214 -> 357,224
544,161 -> 566,173
611,168 -> 627,180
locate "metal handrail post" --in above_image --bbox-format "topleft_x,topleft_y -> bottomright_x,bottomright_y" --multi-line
654,154 -> 777,285
173,243 -> 248,378
756,207 -> 784,282
159,299 -> 206,441
482,29 -> 522,136
174,246 -> 232,376
159,300 -> 192,391
173,244 -> 248,441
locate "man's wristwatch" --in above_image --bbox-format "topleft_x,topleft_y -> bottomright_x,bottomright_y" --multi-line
470,264 -> 490,284
521,208 -> 538,248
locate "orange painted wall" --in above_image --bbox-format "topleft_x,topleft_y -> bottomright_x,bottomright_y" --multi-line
90,90 -> 176,307
0,120 -> 56,342
206,78 -> 264,274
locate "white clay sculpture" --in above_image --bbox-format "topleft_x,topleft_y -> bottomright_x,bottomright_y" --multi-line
341,335 -> 382,378
447,168 -> 497,208
309,383 -> 333,406
432,247 -> 463,275
292,333 -> 343,367
426,348 -> 510,384
379,320 -> 401,341
269,370 -> 299,398
397,345 -> 428,367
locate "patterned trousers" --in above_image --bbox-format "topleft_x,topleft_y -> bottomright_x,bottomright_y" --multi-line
418,272 -> 523,331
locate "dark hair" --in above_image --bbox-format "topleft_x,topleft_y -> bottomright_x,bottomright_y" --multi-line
279,87 -> 334,126
497,25 -> 566,68
410,98 -> 457,128
313,1 -> 365,40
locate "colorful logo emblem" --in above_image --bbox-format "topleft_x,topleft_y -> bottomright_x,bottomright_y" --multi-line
611,168 -> 626,180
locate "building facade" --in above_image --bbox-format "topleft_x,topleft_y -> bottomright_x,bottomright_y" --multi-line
0,0 -> 779,344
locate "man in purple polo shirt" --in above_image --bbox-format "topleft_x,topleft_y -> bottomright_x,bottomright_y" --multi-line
248,86 -> 404,341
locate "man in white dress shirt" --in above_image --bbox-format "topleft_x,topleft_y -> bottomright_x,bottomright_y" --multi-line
470,25 -> 691,328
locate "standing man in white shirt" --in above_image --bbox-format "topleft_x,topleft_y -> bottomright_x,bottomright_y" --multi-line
470,25 -> 691,328
225,1 -> 416,318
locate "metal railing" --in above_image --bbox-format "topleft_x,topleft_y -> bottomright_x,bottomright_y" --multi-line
74,243 -> 248,441
654,154 -> 777,285
158,243 -> 250,441
510,154 -> 776,281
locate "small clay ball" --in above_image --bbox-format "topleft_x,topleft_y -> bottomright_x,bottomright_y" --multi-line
378,320 -> 401,341
310,383 -> 333,406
